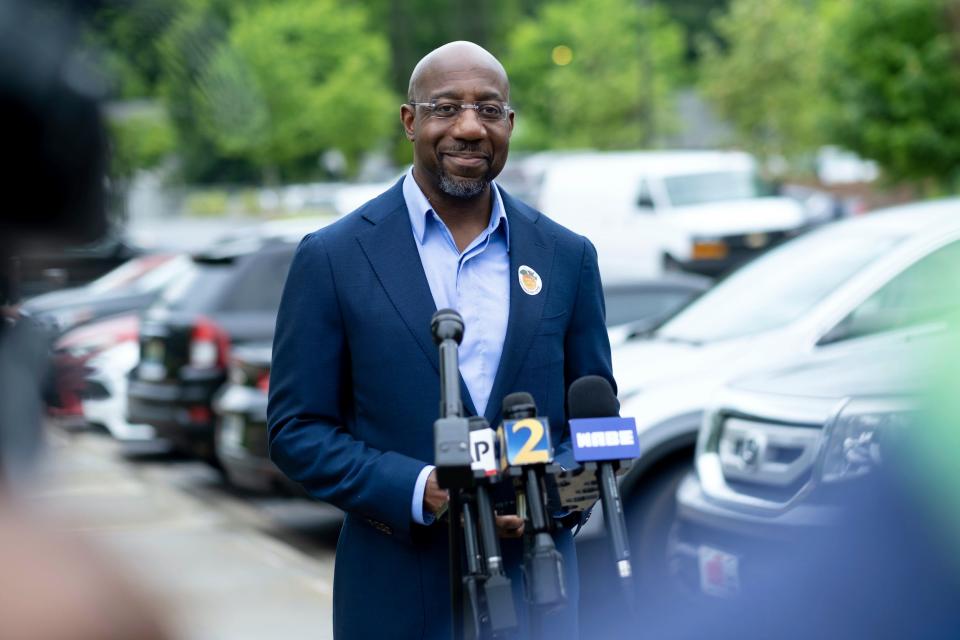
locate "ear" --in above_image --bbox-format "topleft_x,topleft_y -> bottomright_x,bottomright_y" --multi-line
400,104 -> 416,141
506,109 -> 515,138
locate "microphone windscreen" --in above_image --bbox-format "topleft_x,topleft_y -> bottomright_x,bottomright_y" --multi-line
502,392 -> 536,416
567,376 -> 619,419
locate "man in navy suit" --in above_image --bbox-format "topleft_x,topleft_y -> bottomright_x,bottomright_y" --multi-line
267,41 -> 615,639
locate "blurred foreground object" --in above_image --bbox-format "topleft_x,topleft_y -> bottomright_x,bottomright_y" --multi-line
0,4 -> 174,640
0,0 -> 108,255
0,506 -> 172,640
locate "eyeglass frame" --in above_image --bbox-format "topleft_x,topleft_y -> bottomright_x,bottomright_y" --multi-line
407,100 -> 513,122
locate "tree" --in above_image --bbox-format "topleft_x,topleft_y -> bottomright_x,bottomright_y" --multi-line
156,2 -> 260,183
698,0 -> 831,169
193,0 -> 396,182
505,0 -> 684,150
824,0 -> 960,189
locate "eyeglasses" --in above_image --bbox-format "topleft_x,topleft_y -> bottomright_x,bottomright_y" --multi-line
408,100 -> 512,122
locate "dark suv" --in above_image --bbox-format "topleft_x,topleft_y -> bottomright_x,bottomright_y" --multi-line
126,238 -> 297,462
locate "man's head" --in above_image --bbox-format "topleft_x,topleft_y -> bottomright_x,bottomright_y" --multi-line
401,41 -> 514,201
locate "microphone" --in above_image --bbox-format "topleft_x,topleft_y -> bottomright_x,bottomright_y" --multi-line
499,393 -> 566,610
431,309 -> 472,490
468,417 -> 517,633
567,375 -> 639,597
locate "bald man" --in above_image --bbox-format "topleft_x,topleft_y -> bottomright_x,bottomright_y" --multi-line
268,41 -> 615,639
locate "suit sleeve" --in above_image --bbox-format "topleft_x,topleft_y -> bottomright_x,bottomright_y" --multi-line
555,236 -> 617,469
267,233 -> 425,540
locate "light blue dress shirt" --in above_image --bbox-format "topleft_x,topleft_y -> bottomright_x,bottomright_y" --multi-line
404,168 -> 511,525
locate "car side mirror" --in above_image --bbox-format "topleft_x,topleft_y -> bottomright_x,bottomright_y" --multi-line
636,194 -> 655,211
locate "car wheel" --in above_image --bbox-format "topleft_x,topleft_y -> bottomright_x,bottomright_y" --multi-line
625,453 -> 692,608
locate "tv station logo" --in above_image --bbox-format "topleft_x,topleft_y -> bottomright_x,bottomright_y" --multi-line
500,417 -> 553,467
569,417 -> 641,462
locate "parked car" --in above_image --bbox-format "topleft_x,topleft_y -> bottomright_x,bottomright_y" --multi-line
604,274 -> 712,346
537,151 -> 810,279
211,274 -> 709,496
671,329 -> 943,598
126,236 -> 301,463
577,198 -> 960,599
24,253 -> 192,334
16,234 -> 143,299
82,338 -> 155,441
46,313 -> 142,428
213,344 -> 302,494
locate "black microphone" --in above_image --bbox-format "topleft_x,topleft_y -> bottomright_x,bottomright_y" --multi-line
567,376 -> 637,599
468,417 -> 517,634
431,309 -> 472,489
499,393 -> 566,610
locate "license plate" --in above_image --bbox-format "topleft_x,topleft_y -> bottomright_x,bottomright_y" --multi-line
143,338 -> 165,363
220,414 -> 245,451
698,545 -> 740,597
138,362 -> 167,381
745,232 -> 769,249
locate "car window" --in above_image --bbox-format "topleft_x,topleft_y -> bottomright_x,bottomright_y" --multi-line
152,262 -> 232,312
663,171 -> 772,207
820,240 -> 960,344
657,228 -> 905,343
219,248 -> 295,313
604,288 -> 696,327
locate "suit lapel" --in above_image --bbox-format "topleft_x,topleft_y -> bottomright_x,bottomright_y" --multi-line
484,194 -> 556,425
356,180 -> 479,417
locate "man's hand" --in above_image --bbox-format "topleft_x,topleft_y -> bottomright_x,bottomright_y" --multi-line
495,515 -> 524,539
423,469 -> 449,517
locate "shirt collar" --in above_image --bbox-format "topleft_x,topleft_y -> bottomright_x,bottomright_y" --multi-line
403,167 -> 510,251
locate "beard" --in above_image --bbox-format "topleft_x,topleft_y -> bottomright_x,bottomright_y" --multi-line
437,170 -> 490,199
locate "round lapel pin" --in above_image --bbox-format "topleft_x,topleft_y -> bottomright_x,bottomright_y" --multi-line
518,265 -> 542,296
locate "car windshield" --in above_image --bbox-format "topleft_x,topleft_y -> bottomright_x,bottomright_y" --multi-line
151,261 -> 232,313
663,170 -> 771,207
87,254 -> 175,294
604,288 -> 697,328
656,229 -> 905,343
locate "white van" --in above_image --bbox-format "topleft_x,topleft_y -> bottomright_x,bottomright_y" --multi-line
536,151 -> 809,281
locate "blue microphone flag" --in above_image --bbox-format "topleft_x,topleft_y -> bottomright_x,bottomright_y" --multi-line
570,417 -> 640,462
499,417 -> 553,467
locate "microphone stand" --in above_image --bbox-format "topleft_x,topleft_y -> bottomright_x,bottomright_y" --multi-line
432,311 -> 518,640
501,402 -> 566,639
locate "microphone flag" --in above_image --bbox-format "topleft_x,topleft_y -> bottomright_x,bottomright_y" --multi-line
569,416 -> 640,462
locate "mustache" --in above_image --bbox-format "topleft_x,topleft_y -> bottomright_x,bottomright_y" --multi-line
442,143 -> 488,157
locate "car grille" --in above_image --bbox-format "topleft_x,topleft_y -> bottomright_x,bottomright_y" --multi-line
697,395 -> 838,514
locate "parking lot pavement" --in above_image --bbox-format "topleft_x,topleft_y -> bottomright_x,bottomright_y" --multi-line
25,427 -> 341,640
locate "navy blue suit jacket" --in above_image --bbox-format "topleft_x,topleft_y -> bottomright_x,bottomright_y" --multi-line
267,178 -> 615,639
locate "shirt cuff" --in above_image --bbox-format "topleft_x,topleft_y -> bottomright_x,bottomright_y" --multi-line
411,464 -> 437,525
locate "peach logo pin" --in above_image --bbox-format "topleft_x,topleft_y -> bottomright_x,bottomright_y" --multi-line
518,265 -> 542,296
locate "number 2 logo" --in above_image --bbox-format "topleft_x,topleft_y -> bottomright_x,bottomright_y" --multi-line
511,418 -> 550,464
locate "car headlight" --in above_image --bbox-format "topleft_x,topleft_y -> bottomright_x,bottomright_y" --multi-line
819,397 -> 916,484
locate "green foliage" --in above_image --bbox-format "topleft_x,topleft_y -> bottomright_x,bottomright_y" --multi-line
157,3 -> 261,183
699,0 -> 831,166
192,0 -> 396,179
108,110 -> 176,178
824,0 -> 960,188
87,0 -> 183,98
506,0 -> 684,150
364,0 -> 539,95
658,0 -> 730,65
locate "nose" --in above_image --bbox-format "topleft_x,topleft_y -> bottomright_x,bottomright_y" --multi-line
450,107 -> 486,140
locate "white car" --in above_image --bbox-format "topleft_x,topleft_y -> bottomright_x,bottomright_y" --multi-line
537,151 -> 810,281
578,198 -> 960,587
82,340 -> 155,441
